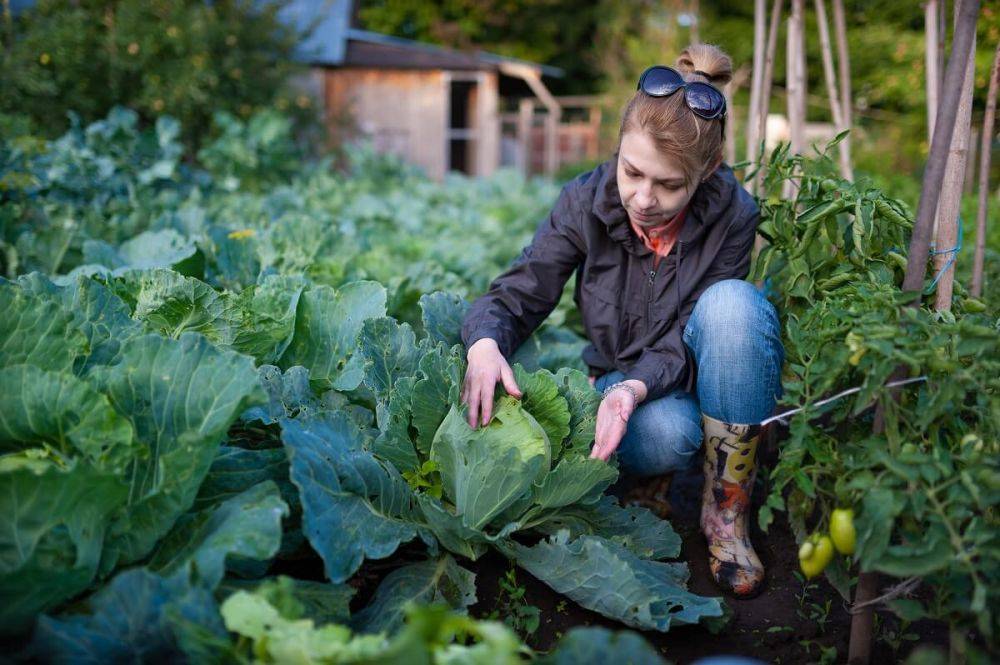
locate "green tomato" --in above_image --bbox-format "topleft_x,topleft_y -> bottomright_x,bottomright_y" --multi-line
964,298 -> 987,313
830,508 -> 857,555
799,533 -> 834,579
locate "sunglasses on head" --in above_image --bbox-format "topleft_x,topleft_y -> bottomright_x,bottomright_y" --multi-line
637,65 -> 728,124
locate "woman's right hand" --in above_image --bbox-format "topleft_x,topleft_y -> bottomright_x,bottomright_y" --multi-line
461,338 -> 522,429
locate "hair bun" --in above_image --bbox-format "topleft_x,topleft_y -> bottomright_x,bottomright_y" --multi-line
676,44 -> 733,87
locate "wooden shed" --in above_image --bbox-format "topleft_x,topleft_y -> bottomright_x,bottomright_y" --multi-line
281,0 -> 601,180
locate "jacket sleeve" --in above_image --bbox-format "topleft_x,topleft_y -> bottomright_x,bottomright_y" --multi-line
622,201 -> 760,402
461,185 -> 586,358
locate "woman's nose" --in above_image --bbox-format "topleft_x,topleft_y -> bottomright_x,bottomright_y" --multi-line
634,184 -> 656,209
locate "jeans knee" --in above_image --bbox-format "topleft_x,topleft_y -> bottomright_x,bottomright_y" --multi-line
691,279 -> 777,333
686,280 -> 785,424
617,403 -> 703,476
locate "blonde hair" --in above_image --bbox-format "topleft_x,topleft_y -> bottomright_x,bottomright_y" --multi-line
617,44 -> 733,189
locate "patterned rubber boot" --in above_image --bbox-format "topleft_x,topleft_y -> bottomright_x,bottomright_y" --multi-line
623,474 -> 673,519
700,413 -> 765,597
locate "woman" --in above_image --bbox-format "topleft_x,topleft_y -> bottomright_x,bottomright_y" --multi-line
459,44 -> 783,598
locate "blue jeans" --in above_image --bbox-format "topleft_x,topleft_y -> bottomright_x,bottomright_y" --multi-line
593,279 -> 783,478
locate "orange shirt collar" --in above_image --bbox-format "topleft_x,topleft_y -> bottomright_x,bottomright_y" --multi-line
629,203 -> 688,258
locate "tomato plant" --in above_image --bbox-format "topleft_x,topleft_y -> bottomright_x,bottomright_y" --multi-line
750,136 -> 999,650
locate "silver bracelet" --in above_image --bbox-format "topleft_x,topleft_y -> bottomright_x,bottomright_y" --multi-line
602,381 -> 638,402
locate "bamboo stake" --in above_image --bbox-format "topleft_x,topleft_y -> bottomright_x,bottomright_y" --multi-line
928,1 -> 945,240
965,127 -> 978,194
830,0 -> 852,177
902,0 -> 978,299
790,0 -> 806,155
972,43 -> 1000,298
925,1 -> 940,143
938,0 -> 947,96
746,0 -> 767,191
725,81 -> 737,166
815,0 -> 851,178
850,7 -> 980,661
783,0 -> 806,200
755,0 -> 784,193
933,0 -> 976,312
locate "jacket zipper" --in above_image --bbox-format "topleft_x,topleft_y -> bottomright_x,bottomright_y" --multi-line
645,256 -> 655,335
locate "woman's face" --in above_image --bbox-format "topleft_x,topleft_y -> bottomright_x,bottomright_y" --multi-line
616,130 -> 697,228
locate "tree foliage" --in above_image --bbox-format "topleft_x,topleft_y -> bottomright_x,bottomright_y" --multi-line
0,0 -> 305,151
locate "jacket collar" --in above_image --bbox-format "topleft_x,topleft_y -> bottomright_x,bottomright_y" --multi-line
590,150 -> 739,255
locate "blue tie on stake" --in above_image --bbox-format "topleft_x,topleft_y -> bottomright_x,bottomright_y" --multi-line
925,214 -> 963,294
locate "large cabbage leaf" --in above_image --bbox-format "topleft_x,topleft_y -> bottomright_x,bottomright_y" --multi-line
0,364 -> 135,471
281,413 -> 431,583
349,555 -> 476,635
15,273 -> 144,371
230,273 -> 306,364
278,281 -> 387,391
0,282 -> 86,371
93,331 -> 263,572
107,268 -> 241,343
512,530 -> 723,632
418,290 -> 469,348
147,480 -> 289,588
30,482 -> 287,663
0,455 -> 127,636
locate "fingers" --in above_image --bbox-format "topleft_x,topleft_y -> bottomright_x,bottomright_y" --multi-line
499,363 -> 522,399
466,381 -> 496,429
462,359 -> 517,429
480,383 -> 495,426
590,419 -> 626,461
589,399 -> 630,462
466,386 -> 481,429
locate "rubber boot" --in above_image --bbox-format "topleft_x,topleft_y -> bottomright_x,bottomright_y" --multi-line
700,413 -> 765,597
623,474 -> 673,519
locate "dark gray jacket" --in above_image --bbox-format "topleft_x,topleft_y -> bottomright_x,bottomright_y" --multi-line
461,152 -> 760,402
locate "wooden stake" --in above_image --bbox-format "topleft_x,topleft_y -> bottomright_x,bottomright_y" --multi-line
965,127 -> 978,195
902,0 -> 978,299
815,0 -> 851,178
938,0 -> 947,96
755,0 -> 784,193
725,81 -> 737,166
971,43 -> 999,298
933,0 -> 976,311
831,0 -> 852,177
746,0 -> 768,190
848,572 -> 881,665
783,0 -> 806,200
850,7 -> 980,661
925,1 -> 940,143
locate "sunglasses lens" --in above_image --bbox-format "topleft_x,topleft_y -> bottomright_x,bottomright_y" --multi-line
685,82 -> 725,118
640,66 -> 683,96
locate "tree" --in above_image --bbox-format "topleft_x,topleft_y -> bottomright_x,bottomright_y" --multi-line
0,0 -> 304,152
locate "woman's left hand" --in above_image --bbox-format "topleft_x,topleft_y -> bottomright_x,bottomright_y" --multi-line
590,386 -> 638,462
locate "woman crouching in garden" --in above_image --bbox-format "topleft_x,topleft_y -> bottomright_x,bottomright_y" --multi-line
459,43 -> 784,598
